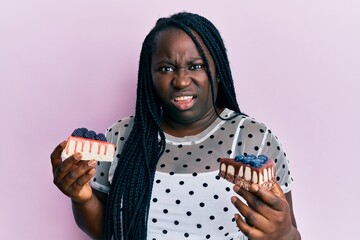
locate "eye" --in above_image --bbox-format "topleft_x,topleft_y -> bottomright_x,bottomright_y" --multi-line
189,64 -> 204,70
159,66 -> 174,72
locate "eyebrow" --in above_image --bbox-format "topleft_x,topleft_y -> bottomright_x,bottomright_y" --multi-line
155,57 -> 203,66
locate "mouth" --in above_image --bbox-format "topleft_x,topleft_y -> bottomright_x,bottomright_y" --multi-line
172,95 -> 196,110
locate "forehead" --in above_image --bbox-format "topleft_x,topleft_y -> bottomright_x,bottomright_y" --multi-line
152,28 -> 210,58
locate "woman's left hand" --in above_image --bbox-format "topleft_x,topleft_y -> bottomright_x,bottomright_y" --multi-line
231,182 -> 297,240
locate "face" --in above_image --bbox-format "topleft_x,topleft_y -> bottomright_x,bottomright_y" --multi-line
151,28 -> 218,126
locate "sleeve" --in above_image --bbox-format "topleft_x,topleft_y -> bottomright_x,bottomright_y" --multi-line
90,116 -> 135,193
90,127 -> 113,194
235,118 -> 293,193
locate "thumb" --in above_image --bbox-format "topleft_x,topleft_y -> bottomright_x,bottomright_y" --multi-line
271,181 -> 285,199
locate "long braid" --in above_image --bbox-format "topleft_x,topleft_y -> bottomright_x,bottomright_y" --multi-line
104,12 -> 244,239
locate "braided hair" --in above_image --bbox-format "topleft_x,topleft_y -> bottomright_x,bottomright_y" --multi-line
105,12 -> 244,239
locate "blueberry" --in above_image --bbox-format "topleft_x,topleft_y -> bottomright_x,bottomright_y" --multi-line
258,155 -> 268,161
71,127 -> 88,137
96,133 -> 107,142
235,155 -> 245,162
84,130 -> 97,140
247,154 -> 256,159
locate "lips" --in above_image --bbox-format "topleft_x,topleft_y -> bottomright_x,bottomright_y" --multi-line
171,95 -> 196,110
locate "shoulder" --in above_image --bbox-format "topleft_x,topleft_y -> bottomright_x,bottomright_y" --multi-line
105,115 -> 135,144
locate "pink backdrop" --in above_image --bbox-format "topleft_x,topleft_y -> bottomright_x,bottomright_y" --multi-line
1,1 -> 359,239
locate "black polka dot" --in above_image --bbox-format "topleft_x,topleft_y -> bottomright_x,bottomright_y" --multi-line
114,132 -> 119,135
178,144 -> 183,148
225,187 -> 231,192
218,226 -> 224,230
227,150 -> 232,154
220,127 -> 225,131
199,145 -> 204,149
152,198 -> 158,202
189,191 -> 194,195
223,207 -> 228,212
196,158 -> 201,162
173,157 -> 179,161
231,120 -> 236,124
214,194 -> 219,199
93,178 -> 96,182
197,224 -> 202,228
175,199 -> 181,204
100,172 -> 104,176
187,152 -> 192,155
206,234 -> 211,239
116,154 -> 121,158
225,232 -> 229,236
160,164 -> 165,168
285,182 -> 288,187
208,150 -> 213,154
276,176 -> 280,181
248,134 -> 253,138
282,164 -> 286,168
152,218 -> 157,223
174,220 -> 179,225
251,120 -> 256,124
209,215 -> 215,220
210,135 -> 215,139
229,134 -> 234,138
275,158 -> 278,163
277,146 -> 280,150
205,166 -> 211,170
237,141 -> 242,146
169,172 -> 174,175
186,211 -> 192,216
162,230 -> 167,234
267,142 -> 271,146
240,125 -> 244,129
120,137 -> 125,141
203,183 -> 208,187
163,209 -> 168,214
183,164 -> 188,168
156,179 -> 161,184
215,175 -> 220,180
184,233 -> 189,238
165,149 -> 170,153
165,189 -> 171,193
179,181 -> 184,185
124,124 -> 128,127
192,172 -> 197,177
254,146 -> 259,151
218,141 -> 223,145
260,129 -> 264,133
108,128 -> 112,132
199,202 -> 205,207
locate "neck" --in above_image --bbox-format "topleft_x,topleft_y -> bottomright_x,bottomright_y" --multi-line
160,108 -> 223,137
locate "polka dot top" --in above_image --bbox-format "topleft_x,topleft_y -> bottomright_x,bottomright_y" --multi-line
91,108 -> 293,240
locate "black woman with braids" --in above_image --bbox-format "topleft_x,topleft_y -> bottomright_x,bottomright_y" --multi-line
51,12 -> 301,240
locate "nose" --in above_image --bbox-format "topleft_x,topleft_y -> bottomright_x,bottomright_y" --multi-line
172,67 -> 191,89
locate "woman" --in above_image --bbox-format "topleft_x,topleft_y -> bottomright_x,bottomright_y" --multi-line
51,12 -> 301,239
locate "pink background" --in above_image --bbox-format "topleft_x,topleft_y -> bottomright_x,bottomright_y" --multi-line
1,0 -> 359,239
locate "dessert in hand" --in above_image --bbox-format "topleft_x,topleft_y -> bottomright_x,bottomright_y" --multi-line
61,128 -> 115,162
219,154 -> 275,190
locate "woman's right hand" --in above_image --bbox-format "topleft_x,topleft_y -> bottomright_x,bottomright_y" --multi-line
50,141 -> 97,203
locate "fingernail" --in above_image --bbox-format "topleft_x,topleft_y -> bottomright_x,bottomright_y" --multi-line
88,160 -> 96,166
88,168 -> 96,175
251,184 -> 259,192
234,214 -> 239,220
74,153 -> 82,161
233,185 -> 240,192
231,196 -> 237,204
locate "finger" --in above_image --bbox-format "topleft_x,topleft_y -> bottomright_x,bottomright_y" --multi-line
68,167 -> 96,193
234,213 -> 264,239
270,181 -> 285,198
249,183 -> 286,211
231,195 -> 267,228
53,153 -> 82,181
50,141 -> 66,169
60,160 -> 96,186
